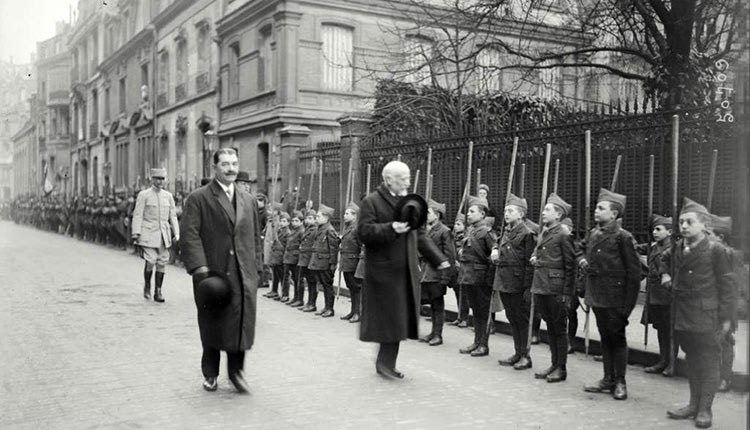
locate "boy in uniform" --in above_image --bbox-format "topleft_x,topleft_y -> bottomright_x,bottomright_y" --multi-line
297,209 -> 318,311
283,210 -> 305,306
339,203 -> 363,322
448,215 -> 471,327
270,211 -> 291,302
308,205 -> 340,317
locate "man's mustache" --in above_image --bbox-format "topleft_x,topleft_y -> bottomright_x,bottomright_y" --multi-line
225,171 -> 238,175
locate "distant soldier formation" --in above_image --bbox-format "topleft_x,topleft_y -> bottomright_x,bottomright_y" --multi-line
3,145 -> 746,429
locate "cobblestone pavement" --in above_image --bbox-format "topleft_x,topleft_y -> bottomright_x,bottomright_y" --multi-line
0,221 -> 746,430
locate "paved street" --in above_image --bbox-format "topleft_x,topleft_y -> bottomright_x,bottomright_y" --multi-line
0,221 -> 747,430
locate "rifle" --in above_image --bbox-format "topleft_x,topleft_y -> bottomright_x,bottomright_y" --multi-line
365,163 -> 372,195
307,157 -> 317,207
318,158 -> 323,209
583,131 -> 592,358
527,143 -> 552,355
707,149 -> 718,212
425,148 -> 433,201
294,176 -> 302,210
413,169 -> 420,194
456,141 -> 474,323
611,155 -> 623,190
644,154 -> 654,347
668,115 -> 680,374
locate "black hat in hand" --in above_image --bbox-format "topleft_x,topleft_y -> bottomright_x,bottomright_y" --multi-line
194,273 -> 232,311
394,194 -> 428,230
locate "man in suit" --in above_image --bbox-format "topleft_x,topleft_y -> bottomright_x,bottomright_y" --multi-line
580,189 -> 641,399
131,168 -> 180,302
359,161 -> 450,379
180,148 -> 263,394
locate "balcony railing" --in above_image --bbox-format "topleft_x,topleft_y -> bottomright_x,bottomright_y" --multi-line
157,93 -> 168,110
175,83 -> 187,103
196,72 -> 210,93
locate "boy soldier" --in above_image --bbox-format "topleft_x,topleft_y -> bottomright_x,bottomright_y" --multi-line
638,214 -> 674,376
580,189 -> 641,399
340,202 -> 363,322
458,196 -> 495,357
560,217 -> 582,354
448,214 -> 471,327
308,204 -> 340,317
706,214 -> 741,393
297,209 -> 319,312
131,168 -> 180,303
419,199 -> 456,346
262,205 -> 279,298
530,193 -> 575,383
492,193 -> 536,370
283,210 -> 305,307
663,198 -> 736,428
270,211 -> 291,302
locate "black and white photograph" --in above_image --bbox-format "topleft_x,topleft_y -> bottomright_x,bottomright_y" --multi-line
0,0 -> 748,428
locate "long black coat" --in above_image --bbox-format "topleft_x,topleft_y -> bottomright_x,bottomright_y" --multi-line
493,221 -> 536,293
358,184 -> 447,343
180,180 -> 263,352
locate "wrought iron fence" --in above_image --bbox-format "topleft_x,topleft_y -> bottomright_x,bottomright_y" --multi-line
298,141 -> 342,227
359,105 -> 745,249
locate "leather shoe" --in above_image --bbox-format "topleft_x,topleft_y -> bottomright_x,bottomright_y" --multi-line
535,366 -> 556,379
279,296 -> 290,303
645,361 -> 667,374
143,285 -> 151,299
202,377 -> 217,392
459,343 -> 478,354
470,345 -> 489,357
273,295 -> 282,301
584,378 -> 615,393
717,379 -> 732,392
340,312 -> 354,320
662,363 -> 675,377
376,363 -> 404,380
448,319 -> 461,326
613,380 -> 628,400
228,371 -> 250,394
498,354 -> 521,367
530,335 -> 540,345
513,356 -> 532,370
315,308 -> 325,315
695,410 -> 712,428
289,300 -> 304,308
457,320 -> 469,328
302,306 -> 317,313
419,333 -> 434,343
349,313 -> 361,323
667,404 -> 697,420
428,336 -> 443,346
546,367 -> 567,383
320,309 -> 334,318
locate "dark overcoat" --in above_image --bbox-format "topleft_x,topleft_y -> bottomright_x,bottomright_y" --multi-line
339,222 -> 361,273
180,180 -> 263,352
308,222 -> 340,271
457,223 -> 494,286
580,221 -> 641,310
297,225 -> 317,268
358,184 -> 447,343
283,225 -> 304,265
420,221 -> 455,284
660,237 -> 736,332
530,222 -> 576,297
270,227 -> 289,266
493,221 -> 536,293
643,237 -> 673,306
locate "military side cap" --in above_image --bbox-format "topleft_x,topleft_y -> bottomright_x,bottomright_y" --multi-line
194,274 -> 232,311
505,193 -> 528,212
272,202 -> 284,211
561,217 -> 574,230
318,204 -> 335,217
305,209 -> 317,217
428,199 -> 446,216
291,210 -> 304,220
455,213 -> 466,224
346,202 -> 360,213
467,195 -> 489,212
236,171 -> 252,183
680,197 -> 710,217
598,188 -> 626,211
394,194 -> 428,230
484,217 -> 496,227
651,214 -> 673,229
547,193 -> 572,217
279,211 -> 291,221
151,167 -> 167,178
479,184 -> 490,194
710,214 -> 732,237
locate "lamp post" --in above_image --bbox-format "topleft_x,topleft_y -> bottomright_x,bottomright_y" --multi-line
202,129 -> 218,179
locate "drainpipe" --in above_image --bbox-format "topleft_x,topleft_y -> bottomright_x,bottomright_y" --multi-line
146,23 -> 158,184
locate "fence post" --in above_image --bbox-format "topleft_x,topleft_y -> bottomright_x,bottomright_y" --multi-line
337,114 -> 372,203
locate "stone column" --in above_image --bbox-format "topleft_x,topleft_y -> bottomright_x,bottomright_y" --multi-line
274,6 -> 302,105
337,114 -> 372,205
278,124 -> 311,201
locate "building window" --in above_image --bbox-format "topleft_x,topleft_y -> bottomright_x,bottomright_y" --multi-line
158,51 -> 169,108
116,140 -> 129,187
258,25 -> 274,92
92,156 -> 99,196
476,48 -> 502,93
228,42 -> 240,101
91,89 -> 98,135
321,24 -> 353,91
405,35 -> 433,85
176,38 -> 187,102
538,62 -> 561,100
197,24 -> 209,73
141,63 -> 149,88
104,87 -> 111,121
119,77 -> 126,113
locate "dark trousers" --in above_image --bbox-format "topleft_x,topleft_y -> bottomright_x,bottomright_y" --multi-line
593,306 -> 629,381
500,292 -> 530,356
676,330 -> 721,412
648,304 -> 672,365
283,263 -> 300,299
343,271 -> 361,315
422,282 -> 446,337
451,284 -> 470,321
300,266 -> 318,307
720,331 -> 735,381
271,264 -> 285,294
261,264 -> 272,287
201,345 -> 245,378
536,294 -> 569,368
377,342 -> 400,369
314,269 -> 335,311
465,283 -> 491,347
567,299 -> 579,341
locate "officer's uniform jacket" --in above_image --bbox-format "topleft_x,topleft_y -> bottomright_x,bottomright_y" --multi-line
297,225 -> 317,268
131,187 -> 179,248
308,222 -> 340,271
493,221 -> 536,293
660,237 -> 736,333
530,222 -> 575,296
578,220 -> 641,309
282,224 -> 304,266
421,221 -> 456,285
339,222 -> 361,273
270,226 -> 289,266
639,237 -> 673,305
458,222 -> 494,286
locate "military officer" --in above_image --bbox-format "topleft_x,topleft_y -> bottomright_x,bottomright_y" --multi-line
492,193 -> 536,370
580,189 -> 641,399
131,168 -> 180,302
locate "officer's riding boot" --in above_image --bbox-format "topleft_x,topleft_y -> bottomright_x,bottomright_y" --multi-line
695,390 -> 715,428
584,346 -> 614,392
612,347 -> 628,400
143,268 -> 153,299
320,294 -> 335,317
668,377 -> 700,420
303,283 -> 318,312
429,308 -> 444,346
349,287 -> 361,323
154,272 -> 165,303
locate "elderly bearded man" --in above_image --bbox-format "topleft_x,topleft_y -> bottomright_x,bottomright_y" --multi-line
358,161 -> 451,379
